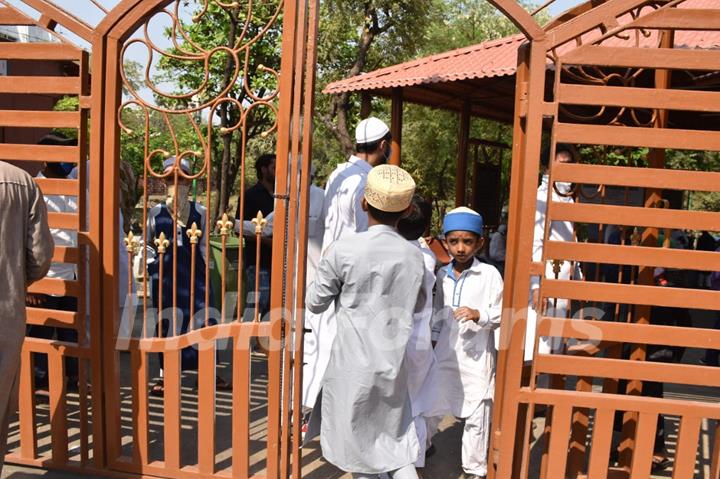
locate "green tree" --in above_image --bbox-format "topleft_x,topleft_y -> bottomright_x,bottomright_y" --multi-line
314,0 -> 441,158
155,1 -> 282,219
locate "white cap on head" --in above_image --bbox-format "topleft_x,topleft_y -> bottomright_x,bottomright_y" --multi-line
364,164 -> 415,213
355,117 -> 390,144
163,156 -> 191,175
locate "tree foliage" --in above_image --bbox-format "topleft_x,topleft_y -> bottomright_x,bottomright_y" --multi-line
154,1 -> 282,219
313,0 -> 539,230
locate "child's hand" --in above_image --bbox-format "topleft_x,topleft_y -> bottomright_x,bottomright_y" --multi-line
453,307 -> 480,323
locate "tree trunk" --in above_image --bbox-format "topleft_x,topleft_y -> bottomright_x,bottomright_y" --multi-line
325,7 -> 382,156
213,11 -> 239,220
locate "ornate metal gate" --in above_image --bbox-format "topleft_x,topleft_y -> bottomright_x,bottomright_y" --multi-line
491,1 -> 720,478
3,1 -> 317,478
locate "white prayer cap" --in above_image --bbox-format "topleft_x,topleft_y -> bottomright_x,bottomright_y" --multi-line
355,117 -> 390,144
163,156 -> 191,174
364,164 -> 415,213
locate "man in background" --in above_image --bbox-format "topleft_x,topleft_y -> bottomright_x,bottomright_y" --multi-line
27,134 -> 79,390
237,153 -> 276,322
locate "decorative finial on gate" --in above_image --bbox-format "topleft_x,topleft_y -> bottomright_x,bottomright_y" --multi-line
217,213 -> 234,236
251,211 -> 267,235
154,232 -> 169,254
187,222 -> 203,245
124,231 -> 139,255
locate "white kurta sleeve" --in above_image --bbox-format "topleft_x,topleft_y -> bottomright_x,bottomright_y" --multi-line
306,246 -> 342,314
351,180 -> 368,233
474,269 -> 504,331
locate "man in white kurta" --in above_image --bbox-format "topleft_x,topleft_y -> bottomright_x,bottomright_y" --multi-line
525,145 -> 579,361
305,165 -> 423,478
303,117 -> 392,410
305,168 -> 326,282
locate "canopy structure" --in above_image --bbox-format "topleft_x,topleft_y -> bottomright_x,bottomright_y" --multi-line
325,33 -> 525,124
325,0 -> 720,125
324,0 -> 720,211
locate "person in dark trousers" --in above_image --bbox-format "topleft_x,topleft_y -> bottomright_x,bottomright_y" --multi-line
27,134 -> 79,391
146,157 -> 226,395
236,153 -> 275,322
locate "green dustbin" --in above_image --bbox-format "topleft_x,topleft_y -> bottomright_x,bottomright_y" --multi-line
209,234 -> 244,321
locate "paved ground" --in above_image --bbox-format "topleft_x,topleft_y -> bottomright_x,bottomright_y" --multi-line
3,311 -> 719,478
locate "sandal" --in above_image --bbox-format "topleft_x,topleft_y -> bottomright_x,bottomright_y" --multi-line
652,455 -> 672,471
216,376 -> 232,391
150,380 -> 164,397
193,376 -> 232,391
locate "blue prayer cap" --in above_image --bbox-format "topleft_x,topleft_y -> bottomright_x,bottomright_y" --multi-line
443,207 -> 483,236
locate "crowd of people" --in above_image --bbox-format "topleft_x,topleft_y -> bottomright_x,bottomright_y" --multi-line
301,117 -> 502,479
3,118 -> 720,479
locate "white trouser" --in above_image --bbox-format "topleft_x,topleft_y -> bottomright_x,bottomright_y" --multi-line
413,416 -> 427,468
462,399 -> 492,477
351,463 -> 418,479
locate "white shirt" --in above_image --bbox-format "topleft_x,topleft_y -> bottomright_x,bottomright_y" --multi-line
321,155 -> 372,255
406,239 -> 437,415
306,183 -> 326,281
36,171 -> 77,281
425,258 -> 503,418
531,175 -> 575,290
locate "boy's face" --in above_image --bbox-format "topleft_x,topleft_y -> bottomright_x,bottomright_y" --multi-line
445,230 -> 483,265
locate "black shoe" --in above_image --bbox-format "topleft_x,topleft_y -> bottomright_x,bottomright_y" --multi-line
424,444 -> 436,458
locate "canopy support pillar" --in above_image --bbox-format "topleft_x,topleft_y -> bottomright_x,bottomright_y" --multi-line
455,101 -> 471,206
390,88 -> 403,166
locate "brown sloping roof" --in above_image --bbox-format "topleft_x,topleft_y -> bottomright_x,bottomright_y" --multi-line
323,34 -> 525,95
323,0 -> 720,115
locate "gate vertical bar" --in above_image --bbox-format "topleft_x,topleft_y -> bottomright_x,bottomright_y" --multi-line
280,0 -> 310,474
76,48 -> 91,467
89,23 -> 108,470
100,27 -> 123,466
494,37 -> 549,479
489,42 -> 530,479
292,0 -> 320,476
267,0 -> 302,476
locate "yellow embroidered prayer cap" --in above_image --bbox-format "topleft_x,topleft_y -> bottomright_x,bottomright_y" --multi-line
364,164 -> 416,213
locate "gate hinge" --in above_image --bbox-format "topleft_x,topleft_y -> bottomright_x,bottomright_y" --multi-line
491,430 -> 502,465
518,81 -> 529,119
529,261 -> 544,276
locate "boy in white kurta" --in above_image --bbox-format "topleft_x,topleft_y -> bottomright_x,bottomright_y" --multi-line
425,207 -> 503,479
306,165 -> 424,479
